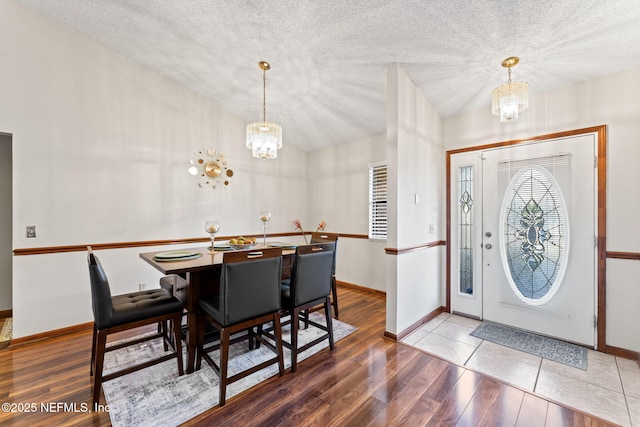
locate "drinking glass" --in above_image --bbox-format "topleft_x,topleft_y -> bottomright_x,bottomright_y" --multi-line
204,220 -> 220,250
259,211 -> 271,246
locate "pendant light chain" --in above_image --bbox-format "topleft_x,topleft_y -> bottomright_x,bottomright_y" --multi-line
262,68 -> 267,122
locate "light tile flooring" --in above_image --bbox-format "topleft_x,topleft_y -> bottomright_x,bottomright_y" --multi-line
401,312 -> 640,426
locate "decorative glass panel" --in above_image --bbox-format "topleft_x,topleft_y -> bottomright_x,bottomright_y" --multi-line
500,167 -> 569,305
459,166 -> 474,295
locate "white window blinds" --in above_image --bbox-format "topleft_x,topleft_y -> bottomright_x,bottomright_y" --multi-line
369,163 -> 388,240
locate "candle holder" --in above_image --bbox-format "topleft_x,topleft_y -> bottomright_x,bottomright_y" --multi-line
259,211 -> 271,246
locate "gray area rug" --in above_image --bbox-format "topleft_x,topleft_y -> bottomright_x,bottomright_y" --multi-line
0,317 -> 11,341
102,313 -> 357,427
470,322 -> 588,370
0,318 -> 11,349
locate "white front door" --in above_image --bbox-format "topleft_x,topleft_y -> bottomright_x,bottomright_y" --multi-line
482,134 -> 597,346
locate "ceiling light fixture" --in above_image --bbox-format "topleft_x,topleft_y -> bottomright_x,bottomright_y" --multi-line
492,56 -> 529,122
246,61 -> 282,159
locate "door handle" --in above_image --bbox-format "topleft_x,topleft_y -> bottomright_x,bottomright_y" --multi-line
485,231 -> 492,238
484,243 -> 492,250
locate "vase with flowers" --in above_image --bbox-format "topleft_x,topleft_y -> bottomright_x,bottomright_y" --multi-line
293,219 -> 308,244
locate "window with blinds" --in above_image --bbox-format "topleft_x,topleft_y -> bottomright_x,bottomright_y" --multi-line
369,163 -> 388,240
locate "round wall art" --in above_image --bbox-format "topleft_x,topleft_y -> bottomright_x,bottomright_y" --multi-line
187,148 -> 233,189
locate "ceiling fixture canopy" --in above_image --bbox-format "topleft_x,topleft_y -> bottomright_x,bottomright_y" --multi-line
492,56 -> 529,122
246,61 -> 282,159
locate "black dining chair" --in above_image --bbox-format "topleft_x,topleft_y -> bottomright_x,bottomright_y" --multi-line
309,232 -> 340,319
196,247 -> 285,406
279,242 -> 335,372
87,247 -> 184,406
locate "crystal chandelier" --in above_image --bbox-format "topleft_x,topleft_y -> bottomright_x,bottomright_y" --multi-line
491,57 -> 529,122
246,61 -> 282,159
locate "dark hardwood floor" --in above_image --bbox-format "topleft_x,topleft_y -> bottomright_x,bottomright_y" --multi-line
0,287 -> 615,426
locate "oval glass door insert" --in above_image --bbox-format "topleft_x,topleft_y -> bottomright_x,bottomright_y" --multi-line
499,167 -> 570,305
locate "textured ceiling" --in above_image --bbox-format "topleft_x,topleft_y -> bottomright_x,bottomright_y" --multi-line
17,0 -> 640,151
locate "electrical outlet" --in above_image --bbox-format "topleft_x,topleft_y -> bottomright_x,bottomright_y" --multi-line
26,226 -> 36,238
139,283 -> 147,291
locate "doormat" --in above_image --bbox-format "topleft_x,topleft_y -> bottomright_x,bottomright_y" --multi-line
470,322 -> 588,370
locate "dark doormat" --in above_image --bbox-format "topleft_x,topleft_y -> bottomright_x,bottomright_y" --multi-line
470,322 -> 588,370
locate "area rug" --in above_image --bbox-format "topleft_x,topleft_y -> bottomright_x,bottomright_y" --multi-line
102,313 -> 357,427
470,322 -> 588,370
0,318 -> 12,349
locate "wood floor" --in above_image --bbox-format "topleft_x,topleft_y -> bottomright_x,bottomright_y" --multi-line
0,288 -> 615,426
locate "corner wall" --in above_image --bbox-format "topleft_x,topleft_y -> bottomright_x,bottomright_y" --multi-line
308,134 -> 388,292
1,1 -> 308,337
386,64 -> 444,335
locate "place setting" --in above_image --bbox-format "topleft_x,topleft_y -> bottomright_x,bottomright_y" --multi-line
152,250 -> 203,262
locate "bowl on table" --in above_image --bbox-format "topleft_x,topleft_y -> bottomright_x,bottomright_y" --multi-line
229,237 -> 257,250
229,243 -> 257,250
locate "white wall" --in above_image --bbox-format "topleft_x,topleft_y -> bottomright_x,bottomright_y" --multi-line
0,1 -> 308,337
307,134 -> 387,292
4,0 -> 638,354
0,134 -> 11,311
443,67 -> 640,352
386,64 -> 444,335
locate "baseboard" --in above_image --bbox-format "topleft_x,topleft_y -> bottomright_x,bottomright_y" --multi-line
383,331 -> 397,341
384,306 -> 446,342
9,321 -> 93,348
399,306 -> 446,341
606,345 -> 640,363
336,280 -> 386,298
0,309 -> 12,319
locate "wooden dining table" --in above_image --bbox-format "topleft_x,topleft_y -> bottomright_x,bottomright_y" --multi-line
140,245 -> 295,373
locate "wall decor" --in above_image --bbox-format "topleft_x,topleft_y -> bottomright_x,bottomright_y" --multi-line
187,148 -> 233,189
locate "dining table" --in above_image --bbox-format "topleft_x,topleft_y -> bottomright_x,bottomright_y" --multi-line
139,244 -> 296,373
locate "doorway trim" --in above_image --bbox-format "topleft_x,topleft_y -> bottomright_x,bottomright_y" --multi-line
445,125 -> 607,350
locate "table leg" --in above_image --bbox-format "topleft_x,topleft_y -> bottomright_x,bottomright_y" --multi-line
184,268 -> 218,373
186,310 -> 198,373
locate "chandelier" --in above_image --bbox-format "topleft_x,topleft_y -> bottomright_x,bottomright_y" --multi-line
491,57 -> 529,122
246,61 -> 282,159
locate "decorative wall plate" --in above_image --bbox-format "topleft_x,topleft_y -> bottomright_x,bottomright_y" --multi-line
187,148 -> 233,189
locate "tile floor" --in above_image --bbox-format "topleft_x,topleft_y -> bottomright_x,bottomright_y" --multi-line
401,312 -> 640,426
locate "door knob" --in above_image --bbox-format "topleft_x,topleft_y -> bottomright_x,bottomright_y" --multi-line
485,243 -> 492,249
485,232 -> 492,238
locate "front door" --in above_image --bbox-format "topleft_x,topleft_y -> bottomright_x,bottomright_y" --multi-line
482,134 -> 597,346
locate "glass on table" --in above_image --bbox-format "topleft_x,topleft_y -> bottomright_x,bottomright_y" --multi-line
205,220 -> 220,250
259,211 -> 271,246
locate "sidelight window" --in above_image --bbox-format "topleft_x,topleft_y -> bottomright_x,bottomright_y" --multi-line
458,166 -> 474,295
